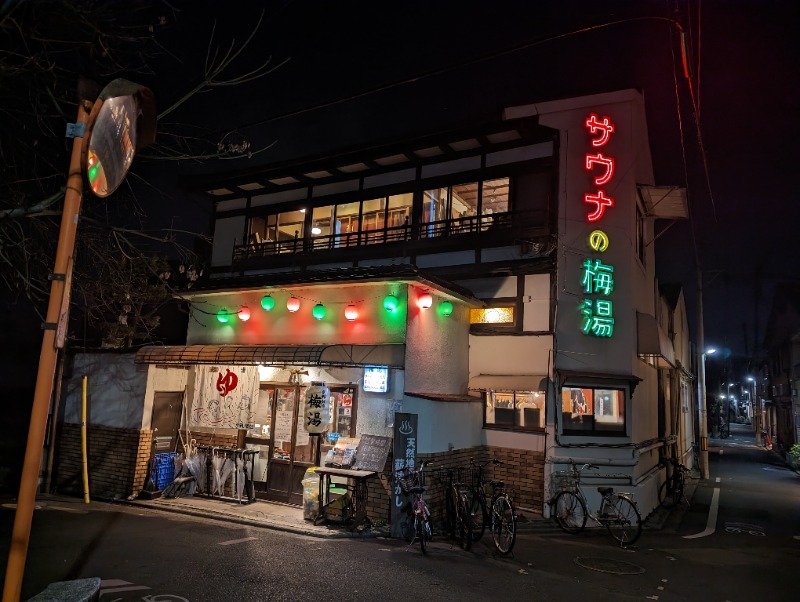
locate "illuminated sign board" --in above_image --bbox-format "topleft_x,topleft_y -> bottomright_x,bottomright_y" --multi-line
579,113 -> 617,338
363,365 -> 389,393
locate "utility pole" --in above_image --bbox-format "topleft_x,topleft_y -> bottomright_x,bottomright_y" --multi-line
696,267 -> 710,480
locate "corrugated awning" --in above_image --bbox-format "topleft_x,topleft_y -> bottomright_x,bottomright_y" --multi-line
135,344 -> 405,368
638,185 -> 688,220
637,312 -> 676,368
468,374 -> 548,392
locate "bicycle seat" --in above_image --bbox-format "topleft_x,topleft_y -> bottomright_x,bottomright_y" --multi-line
489,480 -> 504,489
597,487 -> 614,495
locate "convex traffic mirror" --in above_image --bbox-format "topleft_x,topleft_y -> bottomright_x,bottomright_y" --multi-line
81,79 -> 156,198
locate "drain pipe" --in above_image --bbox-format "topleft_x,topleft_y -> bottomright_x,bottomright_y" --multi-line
81,375 -> 90,504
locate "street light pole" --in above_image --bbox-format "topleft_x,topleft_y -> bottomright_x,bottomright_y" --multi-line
2,100 -> 92,602
747,376 -> 758,445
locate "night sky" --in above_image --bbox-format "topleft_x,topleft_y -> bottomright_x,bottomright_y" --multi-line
144,0 -> 798,364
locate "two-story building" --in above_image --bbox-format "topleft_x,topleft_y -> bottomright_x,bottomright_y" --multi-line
58,89 -> 690,525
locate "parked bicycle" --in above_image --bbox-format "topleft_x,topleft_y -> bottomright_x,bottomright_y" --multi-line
550,461 -> 642,546
467,458 -> 517,555
436,467 -> 473,551
396,460 -> 434,553
658,457 -> 690,509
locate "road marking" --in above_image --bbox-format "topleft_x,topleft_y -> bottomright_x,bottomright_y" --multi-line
219,536 -> 258,546
683,487 -> 719,539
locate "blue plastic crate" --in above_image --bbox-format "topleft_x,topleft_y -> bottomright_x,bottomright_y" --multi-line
152,452 -> 177,490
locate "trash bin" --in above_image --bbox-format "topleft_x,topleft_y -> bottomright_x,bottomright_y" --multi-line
302,467 -> 320,521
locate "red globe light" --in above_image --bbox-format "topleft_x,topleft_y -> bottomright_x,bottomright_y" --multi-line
344,304 -> 359,321
418,292 -> 433,309
238,306 -> 251,321
287,297 -> 301,313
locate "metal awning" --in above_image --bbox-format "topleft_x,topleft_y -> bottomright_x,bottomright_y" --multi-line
637,185 -> 688,219
468,374 -> 548,392
135,344 -> 405,368
636,312 -> 676,369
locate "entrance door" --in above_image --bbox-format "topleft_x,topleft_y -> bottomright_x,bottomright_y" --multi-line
243,386 -> 275,499
151,392 -> 184,453
265,385 -> 316,505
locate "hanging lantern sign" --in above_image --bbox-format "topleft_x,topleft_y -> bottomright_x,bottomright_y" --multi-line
303,381 -> 331,434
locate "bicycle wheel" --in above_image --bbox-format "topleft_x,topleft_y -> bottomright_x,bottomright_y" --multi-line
469,491 -> 487,542
606,496 -> 642,545
552,491 -> 587,534
658,478 -> 676,508
416,514 -> 427,554
456,490 -> 473,551
490,494 -> 516,555
400,510 -> 415,543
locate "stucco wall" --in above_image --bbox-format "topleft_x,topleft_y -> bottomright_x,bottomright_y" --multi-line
399,396 -> 483,454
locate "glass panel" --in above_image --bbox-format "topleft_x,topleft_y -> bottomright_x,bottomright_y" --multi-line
334,201 -> 360,247
362,198 -> 386,244
388,193 -> 412,228
594,388 -> 625,432
277,210 -> 304,243
516,392 -> 544,429
482,177 -> 509,214
247,387 -> 274,439
561,387 -> 592,432
422,187 -> 448,225
248,216 -> 267,245
273,387 -> 295,460
470,306 -> 515,324
335,388 -> 354,435
312,205 -> 333,238
486,392 -> 516,426
452,182 -> 479,218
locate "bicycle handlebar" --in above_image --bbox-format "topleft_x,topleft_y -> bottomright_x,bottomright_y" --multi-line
470,457 -> 504,468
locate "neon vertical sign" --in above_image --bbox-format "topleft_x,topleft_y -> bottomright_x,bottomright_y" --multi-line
579,113 -> 617,338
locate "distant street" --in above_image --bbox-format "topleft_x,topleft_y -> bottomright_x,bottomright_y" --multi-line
1,423 -> 798,601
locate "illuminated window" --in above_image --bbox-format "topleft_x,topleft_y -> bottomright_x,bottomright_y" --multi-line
484,391 -> 544,431
470,306 -> 514,324
560,386 -> 626,435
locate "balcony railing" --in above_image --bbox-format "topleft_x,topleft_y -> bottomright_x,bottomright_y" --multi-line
232,210 -> 540,265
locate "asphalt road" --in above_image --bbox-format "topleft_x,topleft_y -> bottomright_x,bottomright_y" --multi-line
1,424 -> 797,601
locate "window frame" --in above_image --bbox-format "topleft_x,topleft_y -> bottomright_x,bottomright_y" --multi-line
482,390 -> 546,432
559,384 -> 628,437
469,297 -> 521,334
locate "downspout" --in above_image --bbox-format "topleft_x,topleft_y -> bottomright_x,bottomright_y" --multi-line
81,375 -> 90,504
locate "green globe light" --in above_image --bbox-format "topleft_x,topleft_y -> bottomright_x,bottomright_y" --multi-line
261,295 -> 275,311
440,301 -> 453,316
312,303 -> 327,320
216,308 -> 231,323
383,295 -> 399,312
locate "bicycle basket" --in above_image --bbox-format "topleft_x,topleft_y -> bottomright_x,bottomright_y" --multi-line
552,470 -> 577,492
396,471 -> 421,494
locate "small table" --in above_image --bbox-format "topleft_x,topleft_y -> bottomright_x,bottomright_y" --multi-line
313,466 -> 376,531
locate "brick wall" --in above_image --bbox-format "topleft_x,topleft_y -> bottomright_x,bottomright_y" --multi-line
56,424 -> 151,500
382,445 -> 545,529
